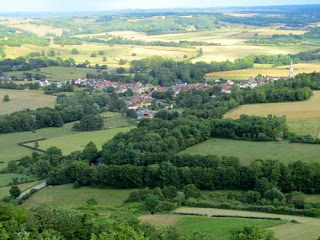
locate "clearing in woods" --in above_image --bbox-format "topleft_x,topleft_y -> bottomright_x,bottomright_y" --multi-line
180,138 -> 320,164
23,184 -> 134,207
140,214 -> 283,240
0,89 -> 56,114
174,207 -> 320,240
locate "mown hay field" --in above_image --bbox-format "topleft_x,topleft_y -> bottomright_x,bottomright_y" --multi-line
180,138 -> 320,164
207,62 -> 320,79
0,89 -> 56,114
194,45 -> 318,62
4,43 -> 197,67
23,184 -> 134,207
224,91 -> 320,137
140,214 -> 283,240
174,207 -> 320,240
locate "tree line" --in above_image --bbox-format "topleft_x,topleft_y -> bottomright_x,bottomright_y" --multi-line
0,91 -> 127,134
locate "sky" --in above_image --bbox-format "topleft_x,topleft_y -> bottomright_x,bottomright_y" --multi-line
0,0 -> 319,12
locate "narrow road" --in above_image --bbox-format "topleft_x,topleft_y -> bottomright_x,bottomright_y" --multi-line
18,181 -> 47,199
175,207 -> 320,240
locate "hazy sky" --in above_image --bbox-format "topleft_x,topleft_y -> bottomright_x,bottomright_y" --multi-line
0,0 -> 319,12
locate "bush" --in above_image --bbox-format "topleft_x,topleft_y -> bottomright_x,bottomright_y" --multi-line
245,191 -> 261,204
86,198 -> 98,205
9,185 -> 21,198
155,201 -> 177,212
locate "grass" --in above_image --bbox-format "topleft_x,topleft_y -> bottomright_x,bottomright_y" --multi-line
175,207 -> 320,240
23,184 -> 134,207
180,138 -> 320,164
0,114 -> 134,169
0,89 -> 56,114
0,181 -> 42,199
177,216 -> 283,240
225,91 -> 320,137
29,126 -> 134,154
7,66 -> 101,82
207,61 -> 320,79
0,173 -> 36,187
140,214 -> 283,240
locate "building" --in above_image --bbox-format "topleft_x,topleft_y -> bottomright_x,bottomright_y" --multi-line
289,61 -> 295,78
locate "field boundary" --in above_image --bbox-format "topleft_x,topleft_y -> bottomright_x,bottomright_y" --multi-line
174,212 -> 283,221
18,138 -> 47,153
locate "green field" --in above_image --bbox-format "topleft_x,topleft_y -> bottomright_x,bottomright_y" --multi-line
0,89 -> 56,114
0,181 -> 41,199
175,207 -> 320,240
23,184 -> 134,207
140,214 -> 283,240
7,66 -> 101,82
0,173 -> 36,187
225,91 -> 320,137
0,114 -> 134,169
29,126 -> 134,155
181,138 -> 320,164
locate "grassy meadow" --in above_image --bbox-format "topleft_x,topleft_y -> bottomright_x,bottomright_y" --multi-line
0,114 -> 134,169
140,214 -> 283,240
175,207 -> 320,240
0,89 -> 56,114
225,91 -> 320,137
0,181 -> 42,199
0,173 -> 36,187
181,138 -> 320,164
28,126 -> 134,155
23,184 -> 134,207
7,66 -> 101,82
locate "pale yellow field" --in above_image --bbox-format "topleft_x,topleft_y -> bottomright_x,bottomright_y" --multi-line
0,89 -> 56,114
225,91 -> 320,120
194,45 -> 317,62
207,62 -> 320,78
175,207 -> 320,240
4,43 -> 197,66
9,23 -> 63,37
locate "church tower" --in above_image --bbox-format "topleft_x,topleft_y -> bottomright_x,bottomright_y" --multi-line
289,61 -> 295,78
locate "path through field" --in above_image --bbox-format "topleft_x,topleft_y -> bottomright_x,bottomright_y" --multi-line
175,207 -> 320,240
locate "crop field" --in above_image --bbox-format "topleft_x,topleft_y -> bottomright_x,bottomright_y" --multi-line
7,66 -> 101,82
23,184 -> 134,207
0,173 -> 36,187
194,45 -> 318,62
4,43 -> 197,67
208,61 -> 320,80
25,126 -> 134,155
174,207 -> 320,240
0,181 -> 41,199
180,138 -> 320,164
225,91 -> 320,137
0,89 -> 56,114
140,214 -> 283,240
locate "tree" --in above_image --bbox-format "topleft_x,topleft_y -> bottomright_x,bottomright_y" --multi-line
116,67 -> 126,74
98,51 -> 104,55
34,141 -> 39,149
82,142 -> 98,162
71,48 -> 79,54
73,115 -> 104,131
103,57 -> 107,62
3,95 -> 9,102
119,59 -> 127,65
143,194 -> 159,214
91,53 -> 97,58
125,110 -> 137,119
9,185 -> 21,198
184,184 -> 202,199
